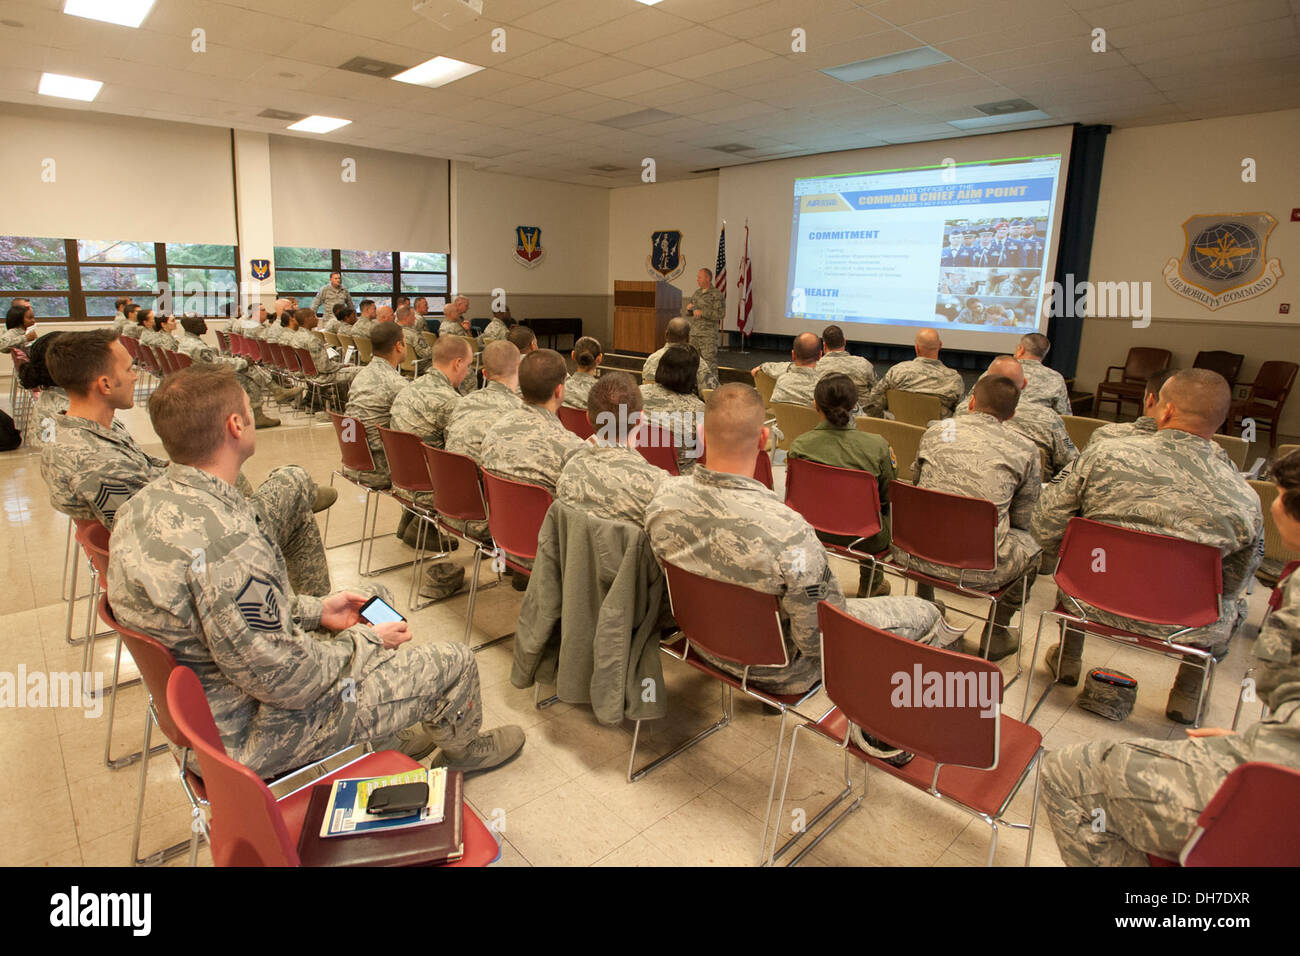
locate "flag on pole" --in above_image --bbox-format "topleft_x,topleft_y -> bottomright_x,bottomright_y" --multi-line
737,222 -> 753,336
713,224 -> 726,291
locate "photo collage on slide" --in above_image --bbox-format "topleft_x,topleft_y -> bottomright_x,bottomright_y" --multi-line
934,217 -> 1046,330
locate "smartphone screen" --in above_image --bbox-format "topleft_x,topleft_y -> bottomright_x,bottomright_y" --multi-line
359,595 -> 405,625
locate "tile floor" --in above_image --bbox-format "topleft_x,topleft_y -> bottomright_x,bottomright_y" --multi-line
0,376 -> 1276,868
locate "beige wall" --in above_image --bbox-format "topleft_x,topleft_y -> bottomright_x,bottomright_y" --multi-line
607,176 -> 720,301
1081,108 -> 1300,438
0,102 -> 236,244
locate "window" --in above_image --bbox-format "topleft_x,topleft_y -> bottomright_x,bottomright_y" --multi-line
0,236 -> 239,321
272,247 -> 450,309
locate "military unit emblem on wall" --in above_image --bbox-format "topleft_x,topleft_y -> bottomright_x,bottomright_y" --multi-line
513,226 -> 545,268
647,230 -> 684,281
249,259 -> 271,281
1162,212 -> 1283,311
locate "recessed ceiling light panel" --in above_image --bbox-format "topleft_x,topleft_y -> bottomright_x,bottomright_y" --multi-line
822,46 -> 951,83
287,115 -> 352,134
392,56 -> 484,88
948,110 -> 1049,130
63,0 -> 156,28
39,72 -> 103,101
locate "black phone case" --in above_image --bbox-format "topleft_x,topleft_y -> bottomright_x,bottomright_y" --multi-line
366,782 -> 429,815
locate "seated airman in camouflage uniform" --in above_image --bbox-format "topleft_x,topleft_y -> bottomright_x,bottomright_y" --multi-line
815,325 -> 875,407
178,316 -> 291,429
645,385 -> 948,764
643,317 -> 720,392
396,305 -> 432,376
481,349 -> 585,497
350,300 -> 380,341
640,346 -> 705,474
1086,370 -> 1175,448
108,298 -> 133,335
557,371 -> 667,526
1015,332 -> 1072,415
1,303 -> 38,352
341,323 -> 408,490
265,312 -> 291,344
140,312 -> 179,352
957,356 -> 1077,479
481,307 -> 512,345
864,327 -> 965,418
446,341 -> 523,464
439,296 -> 473,339
756,332 -> 823,407
909,376 -> 1043,659
1255,451 -> 1300,698
41,330 -> 334,596
562,336 -> 602,409
120,310 -> 146,341
108,364 -> 524,778
285,309 -> 361,405
389,335 -> 474,601
1031,369 -> 1264,723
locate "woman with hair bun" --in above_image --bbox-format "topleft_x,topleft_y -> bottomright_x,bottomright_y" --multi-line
563,336 -> 603,409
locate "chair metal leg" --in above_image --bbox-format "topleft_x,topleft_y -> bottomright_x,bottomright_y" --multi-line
1023,751 -> 1043,866
769,725 -> 864,866
128,706 -> 191,866
758,709 -> 789,865
361,496 -> 420,577
1020,611 -> 1060,724
61,515 -> 74,601
627,682 -> 732,783
533,684 -> 559,709
103,634 -> 166,770
462,549 -> 483,645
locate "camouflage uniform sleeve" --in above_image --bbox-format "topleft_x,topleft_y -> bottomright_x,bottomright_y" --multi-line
1054,421 -> 1079,474
864,370 -> 890,417
704,288 -> 725,325
777,526 -> 844,656
1222,522 -> 1265,603
1010,447 -> 1042,531
877,441 -> 898,508
699,358 -> 719,390
759,361 -> 791,379
1053,378 -> 1072,416
72,457 -> 160,530
1030,454 -> 1086,554
189,555 -> 341,711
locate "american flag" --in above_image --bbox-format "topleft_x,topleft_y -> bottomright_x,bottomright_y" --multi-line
737,223 -> 753,336
713,225 -> 726,291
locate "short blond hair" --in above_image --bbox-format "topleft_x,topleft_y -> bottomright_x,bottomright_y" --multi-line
147,365 -> 248,464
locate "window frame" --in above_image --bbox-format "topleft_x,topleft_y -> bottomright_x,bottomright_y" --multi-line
274,249 -> 451,310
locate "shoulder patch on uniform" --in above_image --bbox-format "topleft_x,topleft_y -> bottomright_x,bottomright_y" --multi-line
93,480 -> 134,523
235,575 -> 283,633
889,447 -> 897,470
803,563 -> 833,600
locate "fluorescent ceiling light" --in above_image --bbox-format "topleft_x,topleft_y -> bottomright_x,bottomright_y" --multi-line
63,0 -> 156,28
38,72 -> 103,101
635,0 -> 665,5
392,56 -> 484,88
287,115 -> 352,134
823,46 -> 951,83
948,109 -> 1050,130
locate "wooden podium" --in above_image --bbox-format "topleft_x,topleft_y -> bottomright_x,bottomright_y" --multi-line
613,279 -> 681,354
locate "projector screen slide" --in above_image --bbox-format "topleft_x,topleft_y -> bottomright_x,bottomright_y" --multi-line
785,154 -> 1065,340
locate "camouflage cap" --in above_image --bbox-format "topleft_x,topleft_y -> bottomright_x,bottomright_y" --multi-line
1077,668 -> 1138,721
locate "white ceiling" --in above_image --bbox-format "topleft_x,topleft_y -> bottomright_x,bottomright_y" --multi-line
2,0 -> 1298,186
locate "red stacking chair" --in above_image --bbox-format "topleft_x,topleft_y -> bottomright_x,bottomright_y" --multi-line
1148,762 -> 1300,866
215,330 -> 229,355
171,350 -> 191,370
889,482 -> 1034,681
1021,517 -> 1223,726
98,596 -> 206,866
323,412 -> 408,577
166,667 -> 500,867
557,404 -> 595,440
75,521 -> 157,772
377,427 -> 445,605
635,421 -> 679,475
632,561 -> 824,864
423,446 -> 501,648
293,346 -> 340,413
118,333 -> 141,362
784,457 -> 887,580
481,471 -> 551,579
770,602 -> 1043,867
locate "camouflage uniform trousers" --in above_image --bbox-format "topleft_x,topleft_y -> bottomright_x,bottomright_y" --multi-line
1041,736 -> 1237,866
688,320 -> 718,378
342,433 -> 390,490
249,465 -> 331,598
289,586 -> 483,772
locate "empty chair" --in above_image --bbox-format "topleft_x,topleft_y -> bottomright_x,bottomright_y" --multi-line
885,389 -> 946,427
768,401 -> 821,451
1227,361 -> 1298,449
1094,347 -> 1172,419
1193,350 -> 1245,388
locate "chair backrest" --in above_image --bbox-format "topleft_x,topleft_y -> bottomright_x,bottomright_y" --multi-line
481,471 -> 552,563
1192,350 -> 1244,386
98,595 -> 190,749
890,481 -> 997,572
886,390 -> 947,428
818,602 -> 1002,769
855,416 -> 924,482
1062,414 -> 1110,451
215,331 -> 229,354
753,369 -> 777,404
769,401 -> 821,451
171,350 -> 192,370
1054,516 -> 1221,627
354,337 -> 374,365
1210,433 -> 1249,470
662,560 -> 787,669
1181,762 -> 1300,866
279,344 -> 301,373
785,457 -> 882,541
119,335 -> 140,360
377,427 -> 434,493
1250,480 -> 1300,565
293,346 -> 319,377
557,404 -> 594,440
1122,347 -> 1172,383
635,422 -> 679,475
1251,360 -> 1299,404
166,667 -> 300,867
336,332 -> 355,353
699,388 -> 714,404
74,518 -> 110,576
422,446 -> 488,523
327,411 -> 376,472
322,331 -> 341,348
695,448 -> 774,490
420,330 -> 438,349
151,347 -> 170,375
1278,443 -> 1299,463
